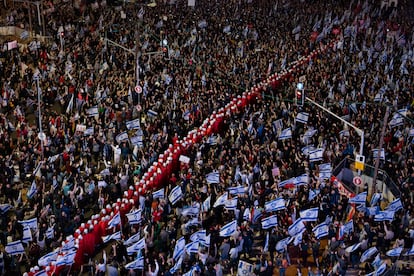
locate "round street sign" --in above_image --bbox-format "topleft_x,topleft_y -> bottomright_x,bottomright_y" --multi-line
135,85 -> 142,94
353,176 -> 363,186
136,104 -> 142,112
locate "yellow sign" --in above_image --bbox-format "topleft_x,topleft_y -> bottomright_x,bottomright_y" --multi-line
355,154 -> 365,171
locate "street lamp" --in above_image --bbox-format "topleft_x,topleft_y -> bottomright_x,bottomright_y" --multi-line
33,75 -> 44,158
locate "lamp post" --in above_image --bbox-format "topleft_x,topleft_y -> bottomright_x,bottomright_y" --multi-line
34,75 -> 44,159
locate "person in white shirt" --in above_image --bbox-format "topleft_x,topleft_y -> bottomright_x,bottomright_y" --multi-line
146,259 -> 159,276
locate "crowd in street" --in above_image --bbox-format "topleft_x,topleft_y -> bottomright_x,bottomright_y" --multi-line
0,0 -> 413,275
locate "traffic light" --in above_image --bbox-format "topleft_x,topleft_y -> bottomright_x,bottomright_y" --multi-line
296,82 -> 305,106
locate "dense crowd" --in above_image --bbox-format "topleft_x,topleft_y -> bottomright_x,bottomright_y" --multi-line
0,0 -> 413,275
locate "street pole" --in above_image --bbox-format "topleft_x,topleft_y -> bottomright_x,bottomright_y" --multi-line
371,105 -> 390,197
34,76 -> 44,159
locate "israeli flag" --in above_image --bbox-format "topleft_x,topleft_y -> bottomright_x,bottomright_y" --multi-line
389,116 -> 404,128
18,218 -> 38,230
261,215 -> 278,229
276,236 -> 293,252
313,223 -> 329,239
237,260 -> 254,276
169,185 -> 183,205
108,213 -> 121,228
265,198 -> 286,212
84,127 -> 94,136
126,118 -> 141,130
173,237 -> 186,261
213,193 -> 228,208
102,231 -> 122,244
130,135 -> 143,146
61,237 -> 75,252
38,251 -> 59,267
169,256 -> 183,274
374,211 -> 395,222
56,251 -> 77,267
0,204 -> 12,214
228,186 -> 246,195
309,148 -> 324,162
124,232 -> 140,246
279,128 -> 292,140
125,256 -> 144,270
367,206 -> 380,216
319,163 -> 332,172
349,103 -> 358,114
371,253 -> 382,268
45,227 -> 54,240
127,238 -> 146,255
293,231 -> 304,246
339,220 -> 354,239
386,247 -> 403,257
243,208 -> 251,221
116,132 -> 129,144
303,129 -> 318,142
206,171 -> 220,184
299,207 -> 319,222
126,209 -> 142,225
405,244 -> 414,256
278,178 -> 296,188
296,112 -> 309,124
339,130 -> 350,137
5,240 -> 25,256
22,226 -> 32,243
372,148 -> 385,160
346,242 -> 361,253
386,198 -> 403,212
181,207 -> 200,217
349,192 -> 367,205
201,234 -> 211,247
190,230 -> 206,242
272,119 -> 283,133
409,128 -> 414,137
219,220 -> 237,237
185,241 -> 199,254
360,247 -> 378,262
147,109 -> 158,117
309,189 -> 320,201
295,174 -> 309,186
302,145 -> 316,156
225,197 -> 238,211
370,193 -> 382,206
202,196 -> 211,212
152,188 -> 165,199
86,106 -> 99,117
374,262 -> 387,275
288,218 -> 305,237
27,180 -> 38,199
319,170 -> 331,179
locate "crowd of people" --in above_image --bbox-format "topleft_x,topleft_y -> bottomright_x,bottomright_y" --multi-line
0,0 -> 413,275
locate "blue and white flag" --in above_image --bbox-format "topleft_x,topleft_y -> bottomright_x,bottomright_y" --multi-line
169,185 -> 183,205
0,204 -> 12,214
374,211 -> 395,222
125,256 -> 144,270
182,207 -> 200,217
213,193 -> 228,208
309,189 -> 320,201
228,186 -> 246,195
126,209 -> 142,225
319,170 -> 331,179
372,253 -> 382,268
38,251 -> 59,267
202,196 -> 211,212
300,207 -> 319,222
278,178 -> 296,188
349,192 -> 367,205
190,230 -> 206,243
293,231 -> 304,246
374,262 -> 387,275
108,213 -> 121,228
265,198 -> 286,212
169,256 -> 183,274
206,171 -> 220,184
126,118 -> 141,130
349,103 -> 358,114
61,237 -> 75,252
263,232 -> 269,252
288,218 -> 305,236
303,129 -> 318,142
309,148 -> 324,162
27,180 -> 37,198
370,193 -> 382,206
237,260 -> 254,276
405,244 -> 414,256
130,135 -> 143,146
116,132 -> 129,144
152,188 -> 164,199
372,148 -> 385,160
18,218 -> 38,230
102,231 -> 122,244
185,241 -> 199,254
386,247 -> 403,257
243,208 -> 251,221
147,109 -> 158,117
173,237 -> 186,261
339,220 -> 354,239
313,222 -> 329,239
319,163 -> 332,172
201,234 -> 211,247
367,206 -> 380,216
295,174 -> 309,186
224,197 -> 238,211
346,242 -> 361,253
86,106 -> 99,117
360,247 -> 378,262
272,119 -> 283,133
5,240 -> 24,256
219,220 -> 237,237
386,198 -> 403,212
127,238 -> 146,255
56,251 -> 77,267
261,215 -> 278,229
296,112 -> 309,124
124,232 -> 140,246
276,237 -> 293,252
22,226 -> 32,243
279,128 -> 292,140
302,145 -> 316,155
84,127 -> 94,136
